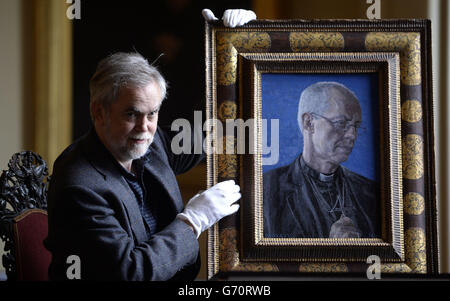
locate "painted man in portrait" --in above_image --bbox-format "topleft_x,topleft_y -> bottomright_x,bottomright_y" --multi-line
263,81 -> 380,238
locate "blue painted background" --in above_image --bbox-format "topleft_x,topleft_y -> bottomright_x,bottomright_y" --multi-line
261,73 -> 380,181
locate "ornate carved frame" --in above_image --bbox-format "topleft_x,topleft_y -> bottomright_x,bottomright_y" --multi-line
0,151 -> 49,280
205,19 -> 438,279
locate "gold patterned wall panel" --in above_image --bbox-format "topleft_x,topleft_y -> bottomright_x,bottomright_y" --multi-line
32,0 -> 73,172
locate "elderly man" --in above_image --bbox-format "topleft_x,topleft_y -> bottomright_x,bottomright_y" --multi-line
44,9 -> 256,281
263,82 -> 379,239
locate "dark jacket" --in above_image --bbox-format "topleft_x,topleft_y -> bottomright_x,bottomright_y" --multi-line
45,127 -> 204,280
263,155 -> 379,238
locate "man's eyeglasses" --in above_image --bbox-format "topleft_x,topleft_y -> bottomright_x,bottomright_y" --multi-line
310,113 -> 365,133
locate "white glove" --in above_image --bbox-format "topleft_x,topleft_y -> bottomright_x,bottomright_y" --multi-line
177,180 -> 241,238
202,9 -> 257,28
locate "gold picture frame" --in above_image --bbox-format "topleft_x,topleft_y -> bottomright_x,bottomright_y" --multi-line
205,19 -> 438,279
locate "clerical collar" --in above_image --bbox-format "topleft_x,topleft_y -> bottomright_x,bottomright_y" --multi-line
299,156 -> 337,183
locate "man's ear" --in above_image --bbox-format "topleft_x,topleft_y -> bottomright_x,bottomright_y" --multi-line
91,102 -> 106,125
302,113 -> 314,133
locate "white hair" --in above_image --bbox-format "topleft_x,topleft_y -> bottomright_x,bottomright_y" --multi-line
89,52 -> 167,120
297,81 -> 359,132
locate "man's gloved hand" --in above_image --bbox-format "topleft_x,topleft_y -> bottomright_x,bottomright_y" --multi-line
177,180 -> 241,238
202,9 -> 257,28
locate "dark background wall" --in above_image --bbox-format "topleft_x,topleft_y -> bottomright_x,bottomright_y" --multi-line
73,0 -> 251,140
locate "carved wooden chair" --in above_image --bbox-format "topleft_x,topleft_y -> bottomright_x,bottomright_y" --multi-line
0,151 -> 51,281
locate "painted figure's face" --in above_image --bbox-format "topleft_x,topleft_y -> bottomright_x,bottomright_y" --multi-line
310,92 -> 362,167
97,82 -> 162,167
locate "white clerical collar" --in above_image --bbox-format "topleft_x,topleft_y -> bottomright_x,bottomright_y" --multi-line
300,155 -> 337,183
319,172 -> 334,182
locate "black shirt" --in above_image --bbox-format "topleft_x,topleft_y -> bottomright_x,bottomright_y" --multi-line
119,155 -> 158,239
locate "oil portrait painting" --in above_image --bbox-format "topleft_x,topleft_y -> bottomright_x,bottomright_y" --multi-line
262,74 -> 381,239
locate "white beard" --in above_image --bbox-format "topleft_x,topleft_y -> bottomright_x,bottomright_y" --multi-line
119,134 -> 153,161
104,128 -> 154,163
124,138 -> 152,160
